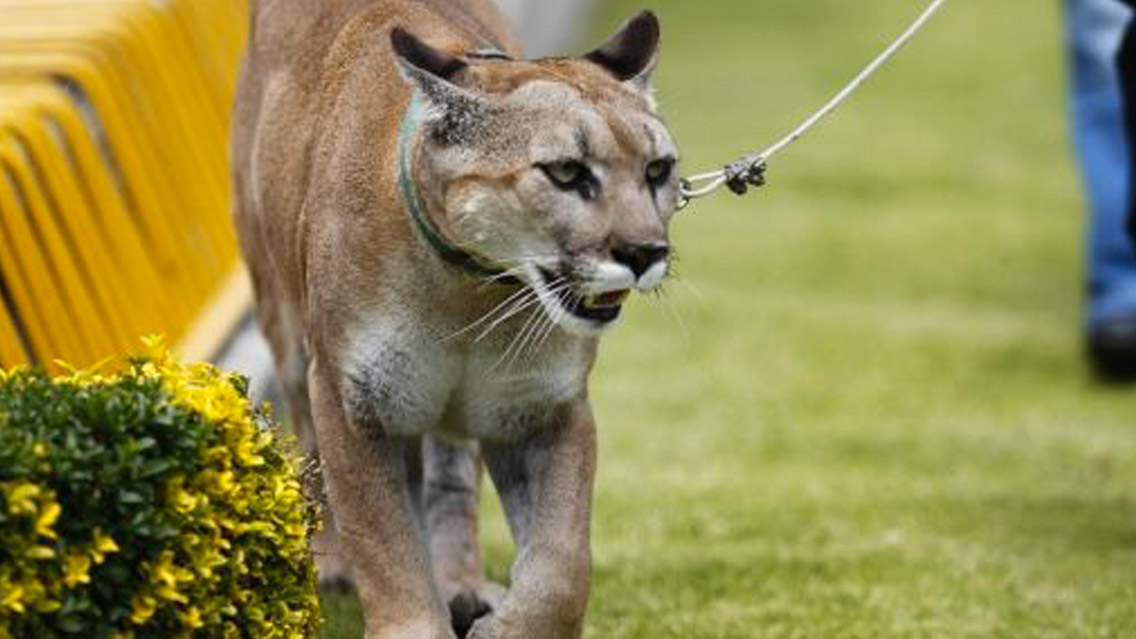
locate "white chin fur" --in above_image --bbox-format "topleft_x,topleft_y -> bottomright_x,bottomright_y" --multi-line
550,308 -> 614,337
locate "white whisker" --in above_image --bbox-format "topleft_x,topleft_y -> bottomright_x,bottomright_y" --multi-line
540,287 -> 575,348
492,274 -> 576,371
531,289 -> 570,356
674,276 -> 707,303
493,305 -> 545,373
474,291 -> 543,343
441,284 -> 535,342
507,301 -> 553,370
475,279 -> 570,343
655,288 -> 691,344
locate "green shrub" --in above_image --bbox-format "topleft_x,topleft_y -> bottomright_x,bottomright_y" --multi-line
0,338 -> 319,639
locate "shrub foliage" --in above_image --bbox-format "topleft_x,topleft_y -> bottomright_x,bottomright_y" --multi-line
0,339 -> 319,639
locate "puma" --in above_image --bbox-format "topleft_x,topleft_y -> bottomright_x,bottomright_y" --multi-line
231,1 -> 680,637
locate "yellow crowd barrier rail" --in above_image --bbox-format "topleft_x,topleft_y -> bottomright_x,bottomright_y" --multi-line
0,0 -> 250,370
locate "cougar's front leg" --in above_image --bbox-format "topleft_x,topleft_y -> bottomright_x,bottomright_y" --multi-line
308,358 -> 455,639
472,400 -> 597,639
423,436 -> 505,637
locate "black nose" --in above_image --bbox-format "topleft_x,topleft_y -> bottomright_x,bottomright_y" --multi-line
612,242 -> 669,278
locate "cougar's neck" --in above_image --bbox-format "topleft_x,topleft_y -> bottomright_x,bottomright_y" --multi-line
399,90 -> 519,287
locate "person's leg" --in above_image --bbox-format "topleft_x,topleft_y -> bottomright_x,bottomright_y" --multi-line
1118,1 -> 1136,242
1067,0 -> 1136,377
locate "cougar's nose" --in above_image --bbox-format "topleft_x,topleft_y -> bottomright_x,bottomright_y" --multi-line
612,242 -> 670,278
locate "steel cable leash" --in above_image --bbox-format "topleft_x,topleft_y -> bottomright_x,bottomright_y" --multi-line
678,0 -> 950,209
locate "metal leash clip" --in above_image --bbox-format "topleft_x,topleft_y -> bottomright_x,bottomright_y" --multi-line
723,155 -> 768,195
678,156 -> 768,210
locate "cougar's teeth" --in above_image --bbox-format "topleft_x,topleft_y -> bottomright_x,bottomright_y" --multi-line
581,290 -> 630,310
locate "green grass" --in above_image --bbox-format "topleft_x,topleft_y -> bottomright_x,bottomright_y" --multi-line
320,1 -> 1136,637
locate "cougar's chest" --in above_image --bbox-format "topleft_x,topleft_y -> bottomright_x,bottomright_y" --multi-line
342,313 -> 589,440
458,344 -> 590,440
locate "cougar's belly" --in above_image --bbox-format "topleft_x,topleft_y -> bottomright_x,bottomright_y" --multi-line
342,314 -> 590,441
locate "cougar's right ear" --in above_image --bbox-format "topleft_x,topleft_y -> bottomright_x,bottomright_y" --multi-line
391,28 -> 474,104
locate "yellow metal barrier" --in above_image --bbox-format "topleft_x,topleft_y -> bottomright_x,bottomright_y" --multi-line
0,0 -> 250,370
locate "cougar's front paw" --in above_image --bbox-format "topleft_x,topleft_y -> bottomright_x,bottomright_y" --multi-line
446,580 -> 505,639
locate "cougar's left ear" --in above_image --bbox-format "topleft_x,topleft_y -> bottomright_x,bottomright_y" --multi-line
584,10 -> 660,91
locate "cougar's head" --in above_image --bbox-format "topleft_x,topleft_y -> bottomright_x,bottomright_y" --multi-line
392,11 -> 679,335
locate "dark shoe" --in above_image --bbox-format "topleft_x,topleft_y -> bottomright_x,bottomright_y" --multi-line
1088,316 -> 1136,382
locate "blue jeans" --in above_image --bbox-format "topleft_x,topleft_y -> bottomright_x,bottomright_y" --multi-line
1069,0 -> 1136,326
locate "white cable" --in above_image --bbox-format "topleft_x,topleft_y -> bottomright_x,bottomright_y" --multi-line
680,0 -> 949,204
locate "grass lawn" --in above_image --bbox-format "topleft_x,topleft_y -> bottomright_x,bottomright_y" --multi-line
320,1 -> 1136,637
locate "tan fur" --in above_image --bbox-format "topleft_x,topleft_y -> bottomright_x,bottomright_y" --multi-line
232,2 -> 678,638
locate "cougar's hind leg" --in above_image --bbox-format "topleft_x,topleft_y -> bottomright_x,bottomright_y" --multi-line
423,435 -> 504,638
258,299 -> 355,591
288,352 -> 357,592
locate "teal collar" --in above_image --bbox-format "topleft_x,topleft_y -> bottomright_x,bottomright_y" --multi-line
398,91 -> 518,284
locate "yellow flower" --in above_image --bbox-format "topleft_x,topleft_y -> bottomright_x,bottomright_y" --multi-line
201,470 -> 236,496
156,584 -> 188,604
130,593 -> 157,625
234,438 -> 266,467
35,502 -> 61,539
151,551 -> 179,587
63,552 -> 91,588
148,550 -> 194,603
57,356 -> 113,385
1,583 -> 24,613
203,445 -> 232,466
168,479 -> 199,514
5,482 -> 41,515
182,605 -> 203,629
90,528 -> 120,564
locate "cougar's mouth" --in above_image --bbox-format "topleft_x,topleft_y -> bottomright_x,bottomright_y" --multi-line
537,267 -> 630,325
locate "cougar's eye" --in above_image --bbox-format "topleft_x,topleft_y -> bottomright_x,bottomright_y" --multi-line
646,158 -> 674,189
540,160 -> 597,200
547,160 -> 582,184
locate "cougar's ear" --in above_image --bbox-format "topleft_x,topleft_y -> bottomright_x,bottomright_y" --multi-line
391,27 -> 471,97
584,10 -> 660,91
391,27 -> 491,143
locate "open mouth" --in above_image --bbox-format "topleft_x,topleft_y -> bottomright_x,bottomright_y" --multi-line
538,267 -> 630,324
